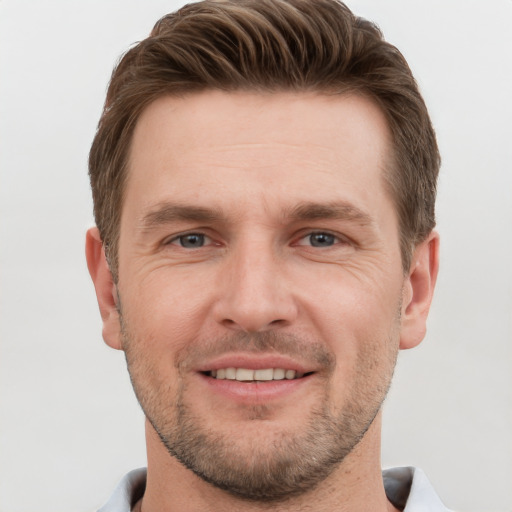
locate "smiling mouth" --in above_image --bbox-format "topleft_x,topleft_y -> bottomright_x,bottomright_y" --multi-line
203,368 -> 314,382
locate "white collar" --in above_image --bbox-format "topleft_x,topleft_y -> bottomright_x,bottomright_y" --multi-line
98,466 -> 451,511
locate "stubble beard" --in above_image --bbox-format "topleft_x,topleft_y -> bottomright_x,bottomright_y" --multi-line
121,322 -> 399,503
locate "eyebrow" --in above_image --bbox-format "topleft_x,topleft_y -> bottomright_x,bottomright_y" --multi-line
140,203 -> 225,231
139,200 -> 373,231
287,201 -> 374,226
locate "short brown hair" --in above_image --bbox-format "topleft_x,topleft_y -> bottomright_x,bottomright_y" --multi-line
89,0 -> 440,280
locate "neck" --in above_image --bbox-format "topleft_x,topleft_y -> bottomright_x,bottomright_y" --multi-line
138,414 -> 399,512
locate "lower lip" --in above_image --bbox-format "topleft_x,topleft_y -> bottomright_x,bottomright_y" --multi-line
198,373 -> 314,404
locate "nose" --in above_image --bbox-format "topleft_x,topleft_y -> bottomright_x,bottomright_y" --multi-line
213,240 -> 298,333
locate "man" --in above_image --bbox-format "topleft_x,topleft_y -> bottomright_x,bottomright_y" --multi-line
86,0 -> 448,510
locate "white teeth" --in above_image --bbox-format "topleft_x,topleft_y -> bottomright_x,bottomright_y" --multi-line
225,367 -> 236,380
273,368 -> 285,380
236,368 -> 254,381
254,368 -> 274,381
210,368 -> 303,381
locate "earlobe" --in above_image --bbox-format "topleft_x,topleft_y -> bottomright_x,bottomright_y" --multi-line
85,227 -> 123,350
399,231 -> 440,350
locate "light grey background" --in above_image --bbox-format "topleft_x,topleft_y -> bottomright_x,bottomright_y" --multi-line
1,1 -> 511,511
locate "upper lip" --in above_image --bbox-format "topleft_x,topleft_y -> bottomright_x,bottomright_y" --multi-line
195,353 -> 316,374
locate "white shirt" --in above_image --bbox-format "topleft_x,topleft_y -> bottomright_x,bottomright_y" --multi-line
97,466 -> 451,511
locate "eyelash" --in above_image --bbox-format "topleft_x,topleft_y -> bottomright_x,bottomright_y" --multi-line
165,230 -> 347,249
167,232 -> 213,249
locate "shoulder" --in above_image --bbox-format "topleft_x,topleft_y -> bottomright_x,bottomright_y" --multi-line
383,467 -> 453,511
97,468 -> 147,512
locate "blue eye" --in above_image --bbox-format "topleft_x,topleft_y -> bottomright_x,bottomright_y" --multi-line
308,232 -> 337,247
173,233 -> 207,248
296,231 -> 341,248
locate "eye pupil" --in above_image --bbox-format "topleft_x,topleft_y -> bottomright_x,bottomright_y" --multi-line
310,233 -> 335,247
180,234 -> 205,248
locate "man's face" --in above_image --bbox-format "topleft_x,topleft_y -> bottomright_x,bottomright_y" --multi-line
111,91 -> 411,500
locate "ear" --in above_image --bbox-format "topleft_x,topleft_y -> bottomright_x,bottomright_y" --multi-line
399,231 -> 440,350
85,227 -> 123,350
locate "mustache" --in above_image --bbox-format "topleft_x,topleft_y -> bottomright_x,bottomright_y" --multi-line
175,331 -> 336,372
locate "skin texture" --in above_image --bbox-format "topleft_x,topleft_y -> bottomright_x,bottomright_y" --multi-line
86,91 -> 439,512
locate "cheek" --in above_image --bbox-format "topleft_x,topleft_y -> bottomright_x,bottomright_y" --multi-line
308,264 -> 402,333
309,272 -> 402,391
120,268 -> 215,343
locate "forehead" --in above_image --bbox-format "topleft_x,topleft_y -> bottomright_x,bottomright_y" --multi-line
124,90 -> 394,222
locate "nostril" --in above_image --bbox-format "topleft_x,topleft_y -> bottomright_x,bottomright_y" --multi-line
220,317 -> 289,332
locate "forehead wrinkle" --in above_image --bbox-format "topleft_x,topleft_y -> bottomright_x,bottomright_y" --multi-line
203,142 -> 337,167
